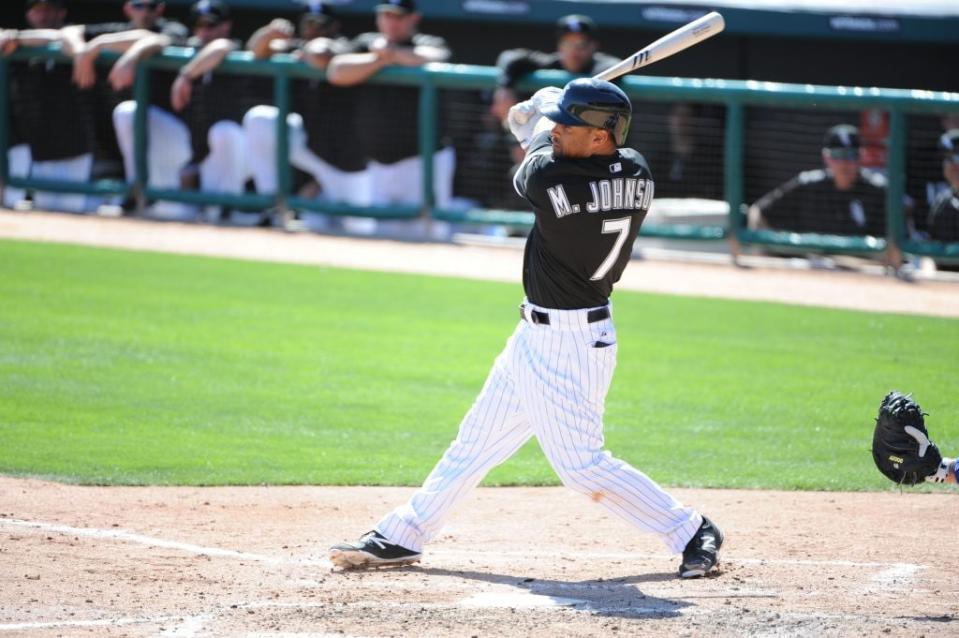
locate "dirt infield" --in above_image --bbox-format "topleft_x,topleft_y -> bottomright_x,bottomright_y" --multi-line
1,210 -> 958,636
2,477 -> 957,637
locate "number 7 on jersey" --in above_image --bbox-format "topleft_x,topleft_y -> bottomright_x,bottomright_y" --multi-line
590,217 -> 632,281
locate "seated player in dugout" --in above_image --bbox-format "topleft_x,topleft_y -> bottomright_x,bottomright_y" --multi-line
241,1 -> 371,210
748,124 -> 889,238
0,0 -> 99,213
110,0 -> 268,220
325,0 -> 456,228
489,14 -> 620,127
928,129 -> 959,245
66,0 -> 189,204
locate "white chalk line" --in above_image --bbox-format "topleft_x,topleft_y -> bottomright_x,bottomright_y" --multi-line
2,518 -> 927,574
0,518 -> 328,567
0,614 -> 186,632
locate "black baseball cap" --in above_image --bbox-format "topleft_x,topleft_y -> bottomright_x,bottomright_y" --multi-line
822,124 -> 860,160
556,14 -> 597,38
296,0 -> 336,21
375,0 -> 415,14
939,129 -> 959,163
190,0 -> 230,24
26,0 -> 66,8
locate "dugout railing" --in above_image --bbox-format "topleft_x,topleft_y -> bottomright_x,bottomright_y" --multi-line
1,44 -> 959,262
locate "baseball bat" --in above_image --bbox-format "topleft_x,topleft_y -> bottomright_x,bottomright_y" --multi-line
593,11 -> 725,82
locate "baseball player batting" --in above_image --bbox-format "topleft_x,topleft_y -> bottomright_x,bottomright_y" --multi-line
330,77 -> 723,579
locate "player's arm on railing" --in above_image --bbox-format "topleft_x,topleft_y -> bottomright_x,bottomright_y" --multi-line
301,37 -> 340,70
246,19 -> 294,59
389,41 -> 449,67
59,25 -> 85,56
325,49 -> 389,86
72,29 -> 156,89
106,32 -> 171,91
0,28 -> 66,54
170,38 -> 237,111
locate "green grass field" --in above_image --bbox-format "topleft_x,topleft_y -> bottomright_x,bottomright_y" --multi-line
0,239 -> 956,491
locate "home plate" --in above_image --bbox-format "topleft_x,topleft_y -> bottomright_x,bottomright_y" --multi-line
458,591 -> 586,609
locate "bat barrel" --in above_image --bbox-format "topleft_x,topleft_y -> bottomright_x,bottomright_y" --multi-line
593,11 -> 725,82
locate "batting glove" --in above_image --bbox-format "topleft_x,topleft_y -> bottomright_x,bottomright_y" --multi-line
925,457 -> 956,483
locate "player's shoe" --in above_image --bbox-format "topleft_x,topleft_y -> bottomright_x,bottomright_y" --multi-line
329,531 -> 422,569
679,516 -> 724,579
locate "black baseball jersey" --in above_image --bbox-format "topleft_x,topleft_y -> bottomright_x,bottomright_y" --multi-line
8,58 -> 95,162
82,18 -> 189,42
349,32 -> 450,164
288,37 -> 366,172
496,48 -> 620,90
513,131 -> 653,309
754,168 -> 888,237
928,187 -> 959,242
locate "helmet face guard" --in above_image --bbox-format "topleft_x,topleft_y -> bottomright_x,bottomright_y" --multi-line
542,78 -> 632,146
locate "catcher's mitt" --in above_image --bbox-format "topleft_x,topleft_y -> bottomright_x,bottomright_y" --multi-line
872,391 -> 942,485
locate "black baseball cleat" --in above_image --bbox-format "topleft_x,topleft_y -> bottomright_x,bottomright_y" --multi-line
329,530 -> 422,569
679,516 -> 724,579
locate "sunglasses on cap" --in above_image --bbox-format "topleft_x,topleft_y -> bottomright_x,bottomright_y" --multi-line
558,38 -> 594,52
823,147 -> 859,161
129,0 -> 160,9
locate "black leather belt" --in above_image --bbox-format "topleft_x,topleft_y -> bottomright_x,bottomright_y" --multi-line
519,305 -> 610,325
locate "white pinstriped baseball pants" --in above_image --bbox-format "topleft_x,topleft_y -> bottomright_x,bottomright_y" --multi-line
377,300 -> 703,554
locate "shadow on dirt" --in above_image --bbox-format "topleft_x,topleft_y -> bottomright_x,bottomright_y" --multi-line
413,566 -> 690,619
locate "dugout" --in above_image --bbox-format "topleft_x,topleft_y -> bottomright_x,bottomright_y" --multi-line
1,0 -> 958,267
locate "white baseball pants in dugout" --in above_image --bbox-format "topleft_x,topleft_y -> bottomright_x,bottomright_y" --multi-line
376,301 -> 703,554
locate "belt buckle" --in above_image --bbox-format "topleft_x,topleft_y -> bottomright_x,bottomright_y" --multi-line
520,303 -> 532,324
520,304 -> 540,325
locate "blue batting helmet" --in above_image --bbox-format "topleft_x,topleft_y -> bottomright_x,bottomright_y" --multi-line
541,78 -> 632,146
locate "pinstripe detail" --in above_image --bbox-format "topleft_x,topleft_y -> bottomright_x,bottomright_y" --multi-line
376,300 -> 701,555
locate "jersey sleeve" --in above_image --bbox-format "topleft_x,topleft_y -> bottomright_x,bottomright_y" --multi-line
412,33 -> 450,57
158,20 -> 189,43
496,49 -> 554,89
512,131 -> 553,199
80,22 -> 131,38
753,173 -> 805,230
348,32 -> 379,54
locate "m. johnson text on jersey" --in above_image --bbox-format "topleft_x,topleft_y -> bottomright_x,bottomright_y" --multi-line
545,176 -> 655,218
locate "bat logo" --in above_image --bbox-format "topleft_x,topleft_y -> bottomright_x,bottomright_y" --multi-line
631,50 -> 650,67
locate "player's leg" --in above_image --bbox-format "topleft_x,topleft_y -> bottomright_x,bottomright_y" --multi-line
340,160 -> 379,236
517,306 -> 718,575
30,153 -> 94,213
373,156 -> 451,240
112,102 -> 191,191
432,146 -> 456,210
200,120 -> 248,195
3,144 -> 31,208
242,105 -> 313,195
331,326 -> 534,567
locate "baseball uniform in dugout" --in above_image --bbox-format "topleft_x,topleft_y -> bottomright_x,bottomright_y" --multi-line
928,128 -> 959,243
8,0 -> 98,212
753,124 -> 888,236
345,1 -> 455,208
